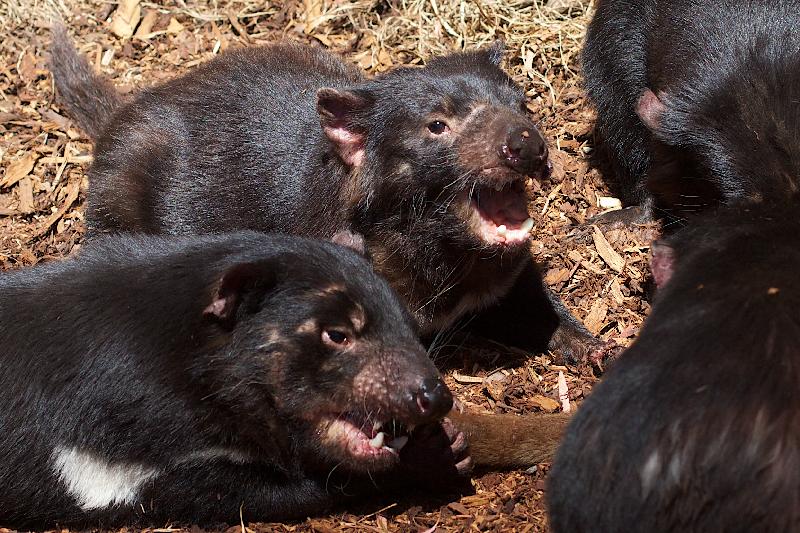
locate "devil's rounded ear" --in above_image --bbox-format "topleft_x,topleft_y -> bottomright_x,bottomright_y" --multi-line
331,229 -> 366,255
484,40 -> 505,66
204,262 -> 275,326
650,241 -> 677,288
317,88 -> 371,168
636,88 -> 666,132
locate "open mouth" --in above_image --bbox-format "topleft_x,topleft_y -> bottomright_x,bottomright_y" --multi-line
321,413 -> 411,462
466,177 -> 535,246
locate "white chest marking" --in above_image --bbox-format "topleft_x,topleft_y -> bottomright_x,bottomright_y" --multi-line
52,446 -> 159,511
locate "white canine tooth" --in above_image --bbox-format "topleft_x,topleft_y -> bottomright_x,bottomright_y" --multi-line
388,435 -> 409,451
368,432 -> 386,449
372,421 -> 383,432
496,224 -> 507,236
521,218 -> 534,233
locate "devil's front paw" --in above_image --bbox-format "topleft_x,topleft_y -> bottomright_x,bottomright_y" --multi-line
549,325 -> 621,369
586,338 -> 624,370
398,417 -> 473,487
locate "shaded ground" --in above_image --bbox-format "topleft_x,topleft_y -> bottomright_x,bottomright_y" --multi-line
0,0 -> 658,530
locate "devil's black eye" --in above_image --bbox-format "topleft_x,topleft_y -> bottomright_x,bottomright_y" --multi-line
323,329 -> 349,346
427,121 -> 449,135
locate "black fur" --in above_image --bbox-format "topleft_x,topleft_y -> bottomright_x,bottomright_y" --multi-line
49,25 -> 122,139
50,32 -> 611,363
583,0 -> 800,214
547,202 -> 800,532
0,232 -> 462,529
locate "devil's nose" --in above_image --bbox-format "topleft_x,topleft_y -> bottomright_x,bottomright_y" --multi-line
502,126 -> 548,173
409,377 -> 453,424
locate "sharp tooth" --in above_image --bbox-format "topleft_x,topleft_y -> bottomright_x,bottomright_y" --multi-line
521,218 -> 534,233
368,432 -> 386,449
494,181 -> 504,192
496,224 -> 507,236
388,435 -> 409,451
372,420 -> 382,432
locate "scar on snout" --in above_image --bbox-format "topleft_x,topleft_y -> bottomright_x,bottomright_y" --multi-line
296,319 -> 317,334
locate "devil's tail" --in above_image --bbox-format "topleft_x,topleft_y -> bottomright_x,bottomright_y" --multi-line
49,24 -> 123,140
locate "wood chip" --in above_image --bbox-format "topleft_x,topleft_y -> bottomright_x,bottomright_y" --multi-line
584,299 -> 608,335
580,260 -> 604,275
109,0 -> 141,39
17,177 -> 34,214
543,267 -> 570,286
17,52 -> 37,83
166,17 -> 185,35
452,371 -> 484,384
557,371 -> 570,413
592,225 -> 625,273
101,48 -> 114,67
447,502 -> 471,515
530,395 -> 560,412
484,380 -> 505,402
597,196 -> 622,210
29,180 -> 80,240
228,10 -> 250,43
2,152 -> 38,188
40,155 -> 93,165
610,277 -> 625,305
567,250 -> 583,263
134,9 -> 158,40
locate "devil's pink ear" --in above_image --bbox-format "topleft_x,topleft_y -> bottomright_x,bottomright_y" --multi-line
650,241 -> 676,288
317,88 -> 370,168
636,88 -> 666,132
331,229 -> 366,255
484,40 -> 505,66
204,263 -> 273,324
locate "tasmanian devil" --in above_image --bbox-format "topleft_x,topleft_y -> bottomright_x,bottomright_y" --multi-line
547,202 -> 800,533
0,231 -> 569,529
583,0 -> 800,220
49,26 -> 614,364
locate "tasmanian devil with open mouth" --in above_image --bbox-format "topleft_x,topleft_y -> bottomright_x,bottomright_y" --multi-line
0,231 -> 570,529
50,27 -> 614,364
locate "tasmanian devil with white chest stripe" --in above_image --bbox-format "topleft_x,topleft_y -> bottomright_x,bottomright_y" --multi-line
49,27 -> 615,364
0,231 -> 569,529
